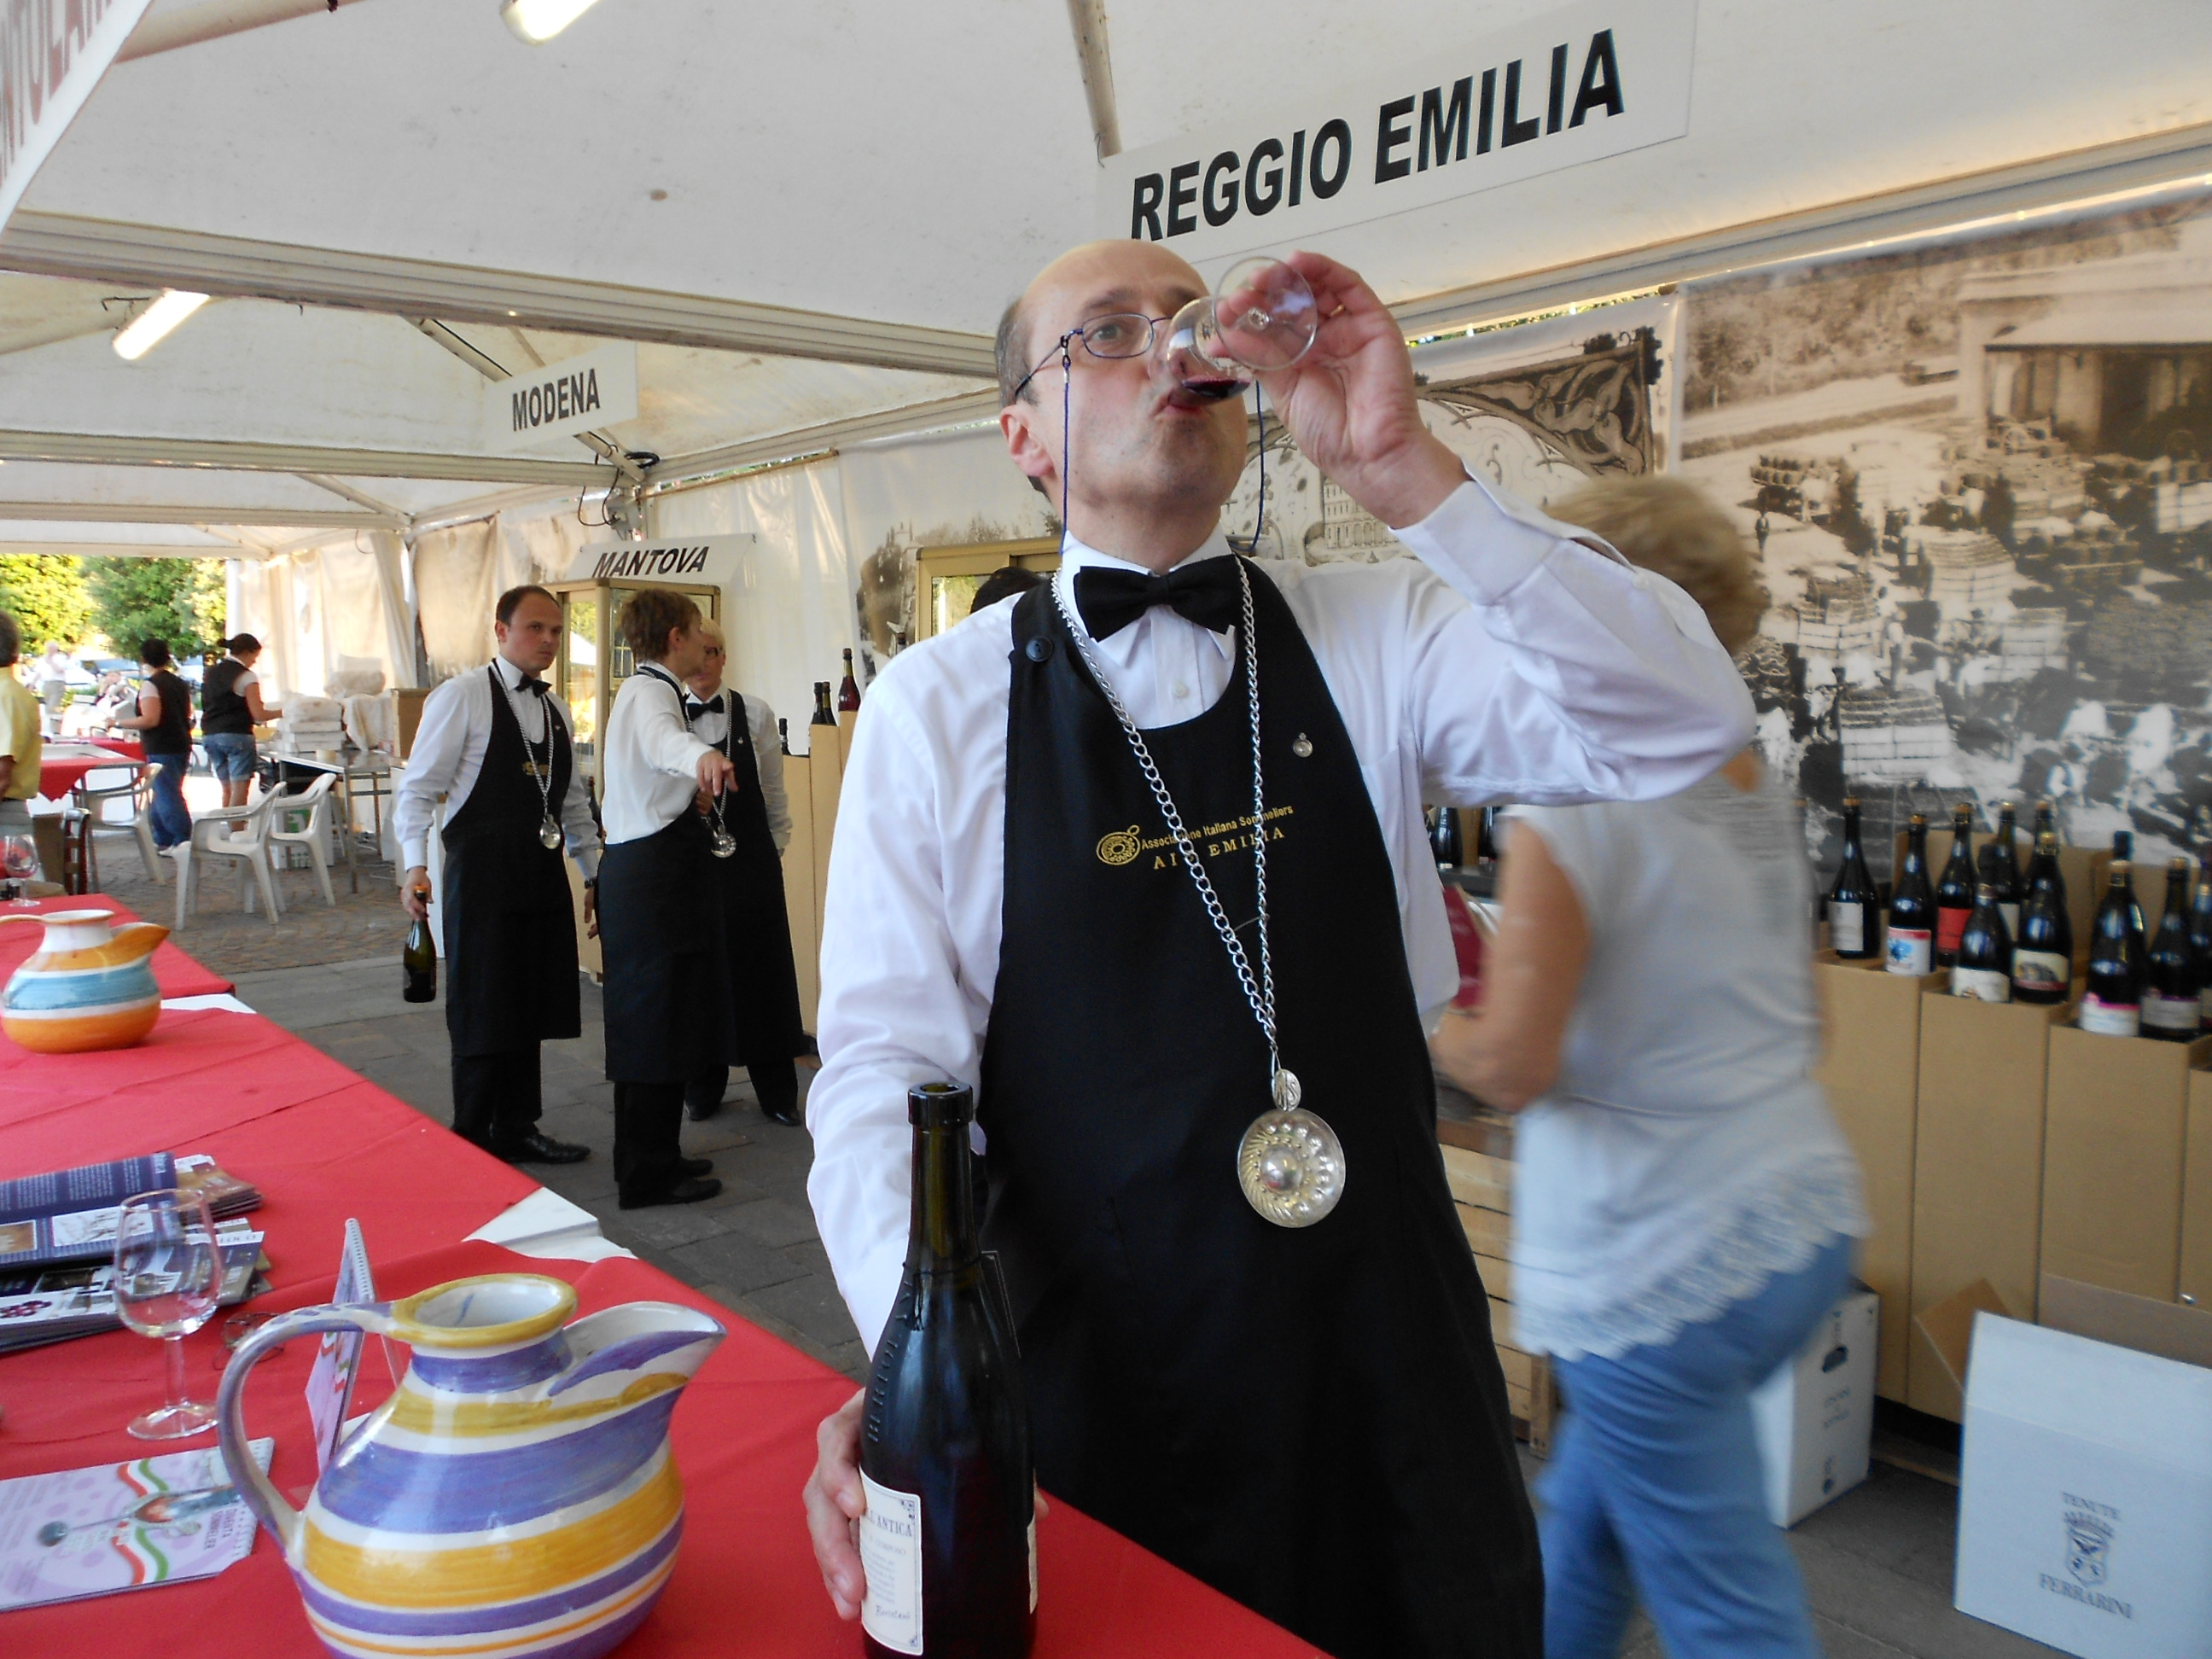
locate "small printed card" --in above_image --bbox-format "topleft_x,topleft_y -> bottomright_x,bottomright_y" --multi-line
306,1219 -> 375,1471
0,1440 -> 273,1610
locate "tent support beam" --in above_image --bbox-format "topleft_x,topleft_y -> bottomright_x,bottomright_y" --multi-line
0,502 -> 401,529
1062,0 -> 1121,160
295,473 -> 405,516
648,389 -> 1001,490
0,429 -> 609,486
0,212 -> 998,377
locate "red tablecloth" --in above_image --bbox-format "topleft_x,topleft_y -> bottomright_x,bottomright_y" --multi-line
0,944 -> 1324,1656
37,744 -> 140,803
0,893 -> 232,998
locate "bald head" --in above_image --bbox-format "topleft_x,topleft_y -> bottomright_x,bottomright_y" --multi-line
996,240 -> 1209,406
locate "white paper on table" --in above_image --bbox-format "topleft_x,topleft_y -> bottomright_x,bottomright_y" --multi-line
468,1186 -> 633,1263
0,1439 -> 273,1610
306,1220 -> 375,1472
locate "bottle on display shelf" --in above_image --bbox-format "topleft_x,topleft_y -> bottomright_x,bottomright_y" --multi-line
1978,800 -> 2023,936
2142,857 -> 2202,1042
779,717 -> 791,756
2188,847 -> 2212,1032
859,1081 -> 1036,1659
1826,795 -> 1878,960
1885,814 -> 1936,976
1429,805 -> 1463,870
2081,861 -> 2145,1038
2011,830 -> 2073,1004
2110,830 -> 2146,954
1951,882 -> 2013,1003
2026,801 -> 2066,913
839,648 -> 864,713
1934,803 -> 1976,966
812,681 -> 837,727
402,891 -> 437,1004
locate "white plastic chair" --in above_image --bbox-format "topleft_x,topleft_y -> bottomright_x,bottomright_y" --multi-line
268,772 -> 339,908
173,788 -> 287,929
79,761 -> 166,886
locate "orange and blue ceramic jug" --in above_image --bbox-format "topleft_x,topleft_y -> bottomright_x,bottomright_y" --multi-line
0,908 -> 166,1051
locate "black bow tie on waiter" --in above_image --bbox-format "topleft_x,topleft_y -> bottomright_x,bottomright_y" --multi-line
1074,558 -> 1242,640
684,694 -> 726,716
514,675 -> 550,697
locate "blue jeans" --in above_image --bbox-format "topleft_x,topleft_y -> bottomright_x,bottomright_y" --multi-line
201,732 -> 257,783
145,753 -> 192,849
1541,1235 -> 1855,1659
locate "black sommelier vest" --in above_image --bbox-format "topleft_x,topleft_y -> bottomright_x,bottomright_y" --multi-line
978,568 -> 1540,1658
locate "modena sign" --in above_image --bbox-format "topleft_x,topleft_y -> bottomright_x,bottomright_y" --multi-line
487,340 -> 639,447
0,0 -> 155,230
1096,0 -> 1695,264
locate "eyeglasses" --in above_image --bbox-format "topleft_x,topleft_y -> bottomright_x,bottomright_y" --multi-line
1007,312 -> 1174,403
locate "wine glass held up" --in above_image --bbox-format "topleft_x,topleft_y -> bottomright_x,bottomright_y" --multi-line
113,1188 -> 223,1440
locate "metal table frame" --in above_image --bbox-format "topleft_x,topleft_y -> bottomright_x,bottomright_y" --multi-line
267,748 -> 394,894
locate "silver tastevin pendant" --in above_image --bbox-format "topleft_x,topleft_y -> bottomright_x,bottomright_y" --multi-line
1236,1067 -> 1346,1228
707,820 -> 737,859
538,817 -> 563,850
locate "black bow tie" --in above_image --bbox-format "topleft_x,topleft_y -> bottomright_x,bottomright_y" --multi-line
515,675 -> 550,697
685,694 -> 726,716
1074,559 -> 1241,640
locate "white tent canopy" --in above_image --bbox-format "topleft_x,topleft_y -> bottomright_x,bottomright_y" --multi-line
0,0 -> 2206,713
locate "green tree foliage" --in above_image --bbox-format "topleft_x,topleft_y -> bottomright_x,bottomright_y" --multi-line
85,558 -> 227,661
0,556 -> 94,651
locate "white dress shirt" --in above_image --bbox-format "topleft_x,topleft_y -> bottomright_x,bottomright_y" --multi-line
602,666 -> 713,847
685,688 -> 792,853
393,656 -> 600,877
806,476 -> 1757,1353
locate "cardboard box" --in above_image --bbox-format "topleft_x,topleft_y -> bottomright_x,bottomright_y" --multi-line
782,759 -> 820,1034
2041,1027 -> 2212,1301
393,687 -> 430,760
1438,1122 -> 1556,1452
2184,1068 -> 2212,1309
1953,1281 -> 2212,1657
1751,1289 -> 1878,1527
1813,952 -> 1927,1400
1910,986 -> 2069,1420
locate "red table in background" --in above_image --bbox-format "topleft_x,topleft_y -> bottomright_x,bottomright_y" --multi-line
37,741 -> 143,804
0,940 -> 1324,1657
0,892 -> 231,999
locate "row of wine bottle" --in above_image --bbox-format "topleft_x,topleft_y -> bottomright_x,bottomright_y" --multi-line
1828,798 -> 2212,1039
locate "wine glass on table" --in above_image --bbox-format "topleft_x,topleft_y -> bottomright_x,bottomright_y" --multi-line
1,833 -> 37,905
113,1189 -> 222,1439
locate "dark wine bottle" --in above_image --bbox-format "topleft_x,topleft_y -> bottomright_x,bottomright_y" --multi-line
2026,800 -> 2066,915
402,897 -> 437,1004
1827,795 -> 1877,959
2143,857 -> 2202,1042
2111,830 -> 2146,955
840,648 -> 864,713
812,680 -> 837,727
778,717 -> 791,755
2188,847 -> 2212,1033
1978,800 -> 2023,936
2081,861 -> 2145,1038
1886,813 -> 1936,976
1935,804 -> 1976,966
859,1082 -> 1036,1659
2011,830 -> 2073,1004
1951,882 -> 2013,1002
1429,806 -> 1463,869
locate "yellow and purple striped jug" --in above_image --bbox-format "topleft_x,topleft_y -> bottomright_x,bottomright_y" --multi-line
217,1273 -> 725,1659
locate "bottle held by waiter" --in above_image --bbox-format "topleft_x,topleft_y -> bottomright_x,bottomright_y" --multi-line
391,586 -> 597,1166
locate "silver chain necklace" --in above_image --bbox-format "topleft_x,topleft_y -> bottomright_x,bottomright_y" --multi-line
644,665 -> 737,857
497,665 -> 564,851
1051,557 -> 1345,1227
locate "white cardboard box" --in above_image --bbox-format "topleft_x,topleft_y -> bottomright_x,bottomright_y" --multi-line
1956,1308 -> 2212,1658
1751,1289 -> 1878,1527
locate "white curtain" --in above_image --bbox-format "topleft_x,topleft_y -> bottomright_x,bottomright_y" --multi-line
411,521 -> 501,682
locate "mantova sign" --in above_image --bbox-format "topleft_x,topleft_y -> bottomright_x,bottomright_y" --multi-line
0,0 -> 155,230
1095,0 -> 1696,264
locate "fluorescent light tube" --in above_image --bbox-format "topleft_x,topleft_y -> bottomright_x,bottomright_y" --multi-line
500,0 -> 605,44
113,291 -> 211,362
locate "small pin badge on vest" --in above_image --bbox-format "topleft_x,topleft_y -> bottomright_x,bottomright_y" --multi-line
1291,732 -> 1313,758
1236,1068 -> 1347,1227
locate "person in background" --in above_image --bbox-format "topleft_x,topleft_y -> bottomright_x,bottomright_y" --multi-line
1430,475 -> 1866,1659
597,588 -> 736,1208
680,618 -> 805,1127
88,670 -> 133,729
36,642 -> 72,738
106,639 -> 194,853
394,586 -> 598,1167
968,563 -> 1045,614
0,613 -> 44,839
200,634 -> 282,808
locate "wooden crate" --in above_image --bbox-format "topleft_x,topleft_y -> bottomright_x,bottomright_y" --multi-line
1439,1115 -> 1556,1455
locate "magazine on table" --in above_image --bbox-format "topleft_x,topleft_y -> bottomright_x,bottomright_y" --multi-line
0,1222 -> 268,1354
0,1153 -> 260,1273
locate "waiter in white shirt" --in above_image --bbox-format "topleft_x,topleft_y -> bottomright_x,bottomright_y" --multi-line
394,585 -> 598,1166
597,589 -> 737,1208
680,619 -> 806,1127
800,242 -> 1756,1656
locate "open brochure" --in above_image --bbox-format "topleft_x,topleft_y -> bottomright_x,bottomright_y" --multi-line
0,1440 -> 274,1610
0,1153 -> 259,1274
0,1221 -> 267,1354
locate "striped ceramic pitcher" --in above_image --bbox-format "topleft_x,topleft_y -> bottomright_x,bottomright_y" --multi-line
0,908 -> 166,1051
217,1273 -> 725,1659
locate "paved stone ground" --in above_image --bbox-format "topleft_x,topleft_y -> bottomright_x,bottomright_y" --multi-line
231,956 -> 2058,1658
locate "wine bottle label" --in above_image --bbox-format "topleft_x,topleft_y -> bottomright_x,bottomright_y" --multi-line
859,1472 -> 924,1656
1936,907 -> 1971,953
1829,901 -> 1864,954
2144,992 -> 2199,1032
1951,967 -> 2011,1003
2011,949 -> 2069,994
2201,984 -> 2212,1024
2078,995 -> 2141,1039
1884,928 -> 1933,975
1999,902 -> 2021,937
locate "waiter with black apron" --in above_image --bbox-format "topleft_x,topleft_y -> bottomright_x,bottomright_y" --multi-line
800,242 -> 1756,1656
680,618 -> 806,1127
395,585 -> 598,1166
597,588 -> 738,1208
